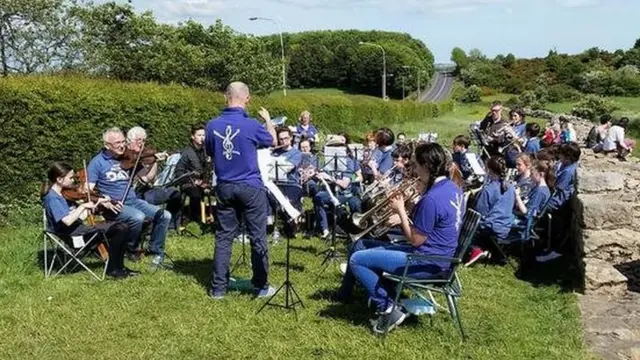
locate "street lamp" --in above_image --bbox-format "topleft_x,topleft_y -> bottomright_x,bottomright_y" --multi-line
359,41 -> 386,100
402,65 -> 421,100
250,16 -> 286,96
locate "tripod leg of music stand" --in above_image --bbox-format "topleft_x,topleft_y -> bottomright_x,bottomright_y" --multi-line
256,280 -> 287,314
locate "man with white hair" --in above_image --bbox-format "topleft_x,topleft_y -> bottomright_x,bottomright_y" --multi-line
205,81 -> 277,300
87,127 -> 172,269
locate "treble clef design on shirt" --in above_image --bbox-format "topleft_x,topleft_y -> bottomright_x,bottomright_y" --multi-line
213,125 -> 241,160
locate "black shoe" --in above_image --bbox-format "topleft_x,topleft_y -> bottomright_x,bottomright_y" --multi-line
124,267 -> 141,276
106,269 -> 130,280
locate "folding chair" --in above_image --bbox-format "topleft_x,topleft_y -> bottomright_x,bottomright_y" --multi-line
383,209 -> 482,341
42,210 -> 109,281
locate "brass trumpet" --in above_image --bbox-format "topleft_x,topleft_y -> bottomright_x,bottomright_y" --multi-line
350,176 -> 422,242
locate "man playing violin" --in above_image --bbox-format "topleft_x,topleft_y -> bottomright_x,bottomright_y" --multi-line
126,126 -> 181,229
87,127 -> 172,269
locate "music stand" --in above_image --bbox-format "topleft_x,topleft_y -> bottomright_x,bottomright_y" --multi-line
315,153 -> 348,279
231,217 -> 250,274
257,162 -> 305,314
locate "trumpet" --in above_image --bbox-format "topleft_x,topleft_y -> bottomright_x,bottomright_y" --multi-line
361,164 -> 398,201
350,176 -> 422,242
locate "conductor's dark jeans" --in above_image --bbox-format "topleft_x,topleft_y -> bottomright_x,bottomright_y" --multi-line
209,183 -> 269,295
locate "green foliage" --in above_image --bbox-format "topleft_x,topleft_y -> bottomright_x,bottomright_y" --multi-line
571,95 -> 620,120
456,85 -> 482,103
261,30 -> 435,98
0,75 -> 453,212
450,47 -> 469,74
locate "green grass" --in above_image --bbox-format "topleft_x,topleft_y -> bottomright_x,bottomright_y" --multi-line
0,223 -> 586,358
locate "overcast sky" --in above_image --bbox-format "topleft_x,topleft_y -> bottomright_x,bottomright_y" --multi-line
118,0 -> 639,62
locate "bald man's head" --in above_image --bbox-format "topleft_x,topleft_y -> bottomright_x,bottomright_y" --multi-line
225,82 -> 250,108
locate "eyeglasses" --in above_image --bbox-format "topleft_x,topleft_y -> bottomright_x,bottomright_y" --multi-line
107,140 -> 126,145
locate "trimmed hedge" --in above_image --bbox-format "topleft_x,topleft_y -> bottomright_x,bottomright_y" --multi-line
0,75 -> 453,214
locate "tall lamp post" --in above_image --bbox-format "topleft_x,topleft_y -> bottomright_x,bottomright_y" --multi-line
402,65 -> 421,100
359,41 -> 386,100
250,16 -> 286,96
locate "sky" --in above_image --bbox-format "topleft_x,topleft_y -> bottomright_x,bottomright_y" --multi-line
119,0 -> 639,62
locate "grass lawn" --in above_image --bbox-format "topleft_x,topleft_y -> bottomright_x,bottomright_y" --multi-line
0,224 -> 587,360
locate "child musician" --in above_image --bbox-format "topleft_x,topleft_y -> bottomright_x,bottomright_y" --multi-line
42,162 -> 134,279
451,135 -> 484,188
536,142 -> 580,263
514,153 -> 534,205
337,142 -> 465,334
512,160 -> 554,241
466,156 -> 516,266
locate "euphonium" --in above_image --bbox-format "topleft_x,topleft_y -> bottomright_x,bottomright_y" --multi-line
350,176 -> 422,242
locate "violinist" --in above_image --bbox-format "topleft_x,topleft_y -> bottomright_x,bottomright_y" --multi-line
126,126 -> 181,229
42,162 -> 134,279
174,123 -> 209,228
87,127 -> 171,269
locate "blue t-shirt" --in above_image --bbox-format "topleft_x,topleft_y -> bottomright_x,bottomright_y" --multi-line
87,150 -> 137,202
296,124 -> 318,143
43,189 -> 82,234
412,178 -> 465,270
526,184 -> 551,217
548,162 -> 577,210
300,153 -> 318,169
475,179 -> 516,240
205,107 -> 274,189
272,147 -> 302,186
513,122 -> 526,138
524,137 -> 541,154
515,175 -> 534,205
374,147 -> 394,174
334,157 -> 358,197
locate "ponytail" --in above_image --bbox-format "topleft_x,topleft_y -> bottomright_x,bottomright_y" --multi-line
486,156 -> 509,194
534,160 -> 556,191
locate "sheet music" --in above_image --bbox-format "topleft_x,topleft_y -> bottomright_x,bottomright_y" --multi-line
257,149 -> 301,221
465,153 -> 486,176
322,146 -> 349,173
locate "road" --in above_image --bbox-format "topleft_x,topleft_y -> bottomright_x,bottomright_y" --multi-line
419,71 -> 454,102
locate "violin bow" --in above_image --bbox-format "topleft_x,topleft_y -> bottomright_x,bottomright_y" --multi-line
121,140 -> 146,202
83,159 -> 96,226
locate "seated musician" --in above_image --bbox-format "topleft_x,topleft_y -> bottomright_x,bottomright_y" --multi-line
509,108 -> 526,138
269,127 -> 303,239
42,162 -> 135,279
514,153 -> 534,204
313,135 -> 360,239
335,142 -> 465,333
536,142 -> 580,263
396,132 -> 407,145
480,101 -> 512,158
367,127 -> 395,180
361,132 -> 377,184
87,127 -> 172,269
466,156 -> 516,266
585,115 -> 612,151
174,124 -> 209,228
295,110 -> 319,150
523,123 -> 542,155
299,139 -> 320,197
511,160 -> 553,240
451,135 -> 484,188
389,143 -> 412,184
127,126 -> 181,229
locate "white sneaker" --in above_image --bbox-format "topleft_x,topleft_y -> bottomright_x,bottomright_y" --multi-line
536,251 -> 562,263
321,229 -> 330,239
267,216 -> 274,225
339,263 -> 348,275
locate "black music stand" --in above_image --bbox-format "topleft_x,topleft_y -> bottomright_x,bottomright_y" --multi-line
231,217 -> 250,274
315,153 -> 348,279
257,162 -> 305,314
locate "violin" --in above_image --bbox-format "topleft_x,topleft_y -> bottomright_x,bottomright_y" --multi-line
120,147 -> 164,170
60,169 -> 115,205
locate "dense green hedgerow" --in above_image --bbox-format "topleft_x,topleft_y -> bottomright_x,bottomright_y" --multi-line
0,75 -> 452,215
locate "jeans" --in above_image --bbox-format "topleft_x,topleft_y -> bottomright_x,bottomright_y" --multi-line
210,183 -> 269,295
350,245 -> 445,312
338,238 -> 388,298
113,198 -> 171,255
143,187 -> 182,228
313,191 -> 360,232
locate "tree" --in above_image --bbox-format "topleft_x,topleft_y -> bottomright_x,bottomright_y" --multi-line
468,48 -> 486,61
634,37 -> 640,49
0,0 -> 83,76
450,47 -> 469,74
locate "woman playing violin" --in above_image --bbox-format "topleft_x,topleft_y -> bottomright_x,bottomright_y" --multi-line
42,162 -> 136,279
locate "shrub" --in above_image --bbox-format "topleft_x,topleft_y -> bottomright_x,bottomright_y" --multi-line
571,95 -> 619,120
0,75 -> 453,213
457,85 -> 482,103
547,84 -> 581,103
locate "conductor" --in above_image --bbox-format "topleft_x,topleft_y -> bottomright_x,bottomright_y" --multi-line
206,82 -> 277,300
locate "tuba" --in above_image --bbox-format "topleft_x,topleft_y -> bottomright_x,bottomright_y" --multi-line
350,176 -> 422,242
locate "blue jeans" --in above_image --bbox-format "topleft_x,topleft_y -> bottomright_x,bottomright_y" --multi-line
142,187 -> 181,228
210,183 -> 269,295
339,238 -> 388,298
116,197 -> 171,255
313,191 -> 359,232
350,245 -> 445,313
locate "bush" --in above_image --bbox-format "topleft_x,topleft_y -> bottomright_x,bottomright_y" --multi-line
0,75 -> 453,213
547,84 -> 581,103
457,85 -> 482,103
479,86 -> 496,96
571,95 -> 619,120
